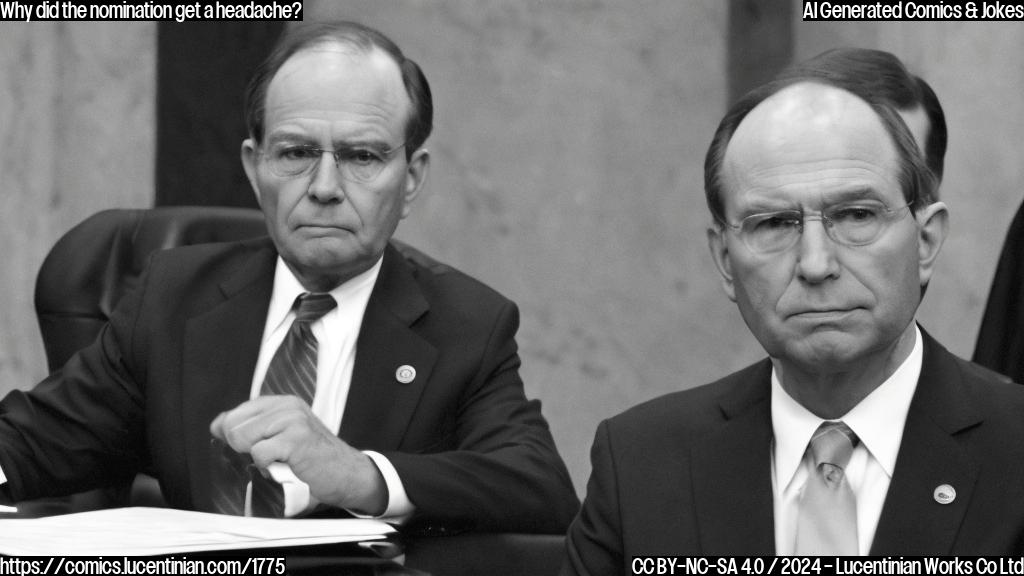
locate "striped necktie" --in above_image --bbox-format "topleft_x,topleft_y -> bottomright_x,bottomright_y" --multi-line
258,293 -> 337,404
250,292 -> 337,517
794,420 -> 860,555
211,292 -> 336,517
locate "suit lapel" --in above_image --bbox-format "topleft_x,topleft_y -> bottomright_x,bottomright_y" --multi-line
870,329 -> 982,555
340,244 -> 438,451
181,242 -> 276,511
692,360 -> 777,554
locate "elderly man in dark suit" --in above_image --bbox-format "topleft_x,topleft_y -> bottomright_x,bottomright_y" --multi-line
0,21 -> 578,535
563,64 -> 1024,573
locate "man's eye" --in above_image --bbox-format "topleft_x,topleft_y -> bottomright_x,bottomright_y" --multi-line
831,206 -> 880,223
756,214 -> 800,230
344,150 -> 383,165
278,147 -> 319,160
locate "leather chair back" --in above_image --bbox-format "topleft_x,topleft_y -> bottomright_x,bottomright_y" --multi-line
36,207 -> 266,372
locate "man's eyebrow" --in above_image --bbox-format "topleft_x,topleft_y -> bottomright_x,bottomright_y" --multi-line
821,187 -> 888,204
263,131 -> 317,145
335,139 -> 398,151
264,131 -> 395,150
734,198 -> 799,217
730,186 -> 891,219
264,133 -> 399,152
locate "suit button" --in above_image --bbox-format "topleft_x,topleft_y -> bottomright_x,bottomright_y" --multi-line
933,484 -> 956,505
396,365 -> 416,384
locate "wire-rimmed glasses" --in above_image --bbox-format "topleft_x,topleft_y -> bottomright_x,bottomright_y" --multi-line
260,141 -> 407,183
721,201 -> 914,255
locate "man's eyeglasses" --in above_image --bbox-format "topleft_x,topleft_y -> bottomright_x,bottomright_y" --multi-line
260,142 -> 407,183
721,201 -> 913,255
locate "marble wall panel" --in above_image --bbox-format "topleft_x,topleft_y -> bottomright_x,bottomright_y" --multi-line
0,23 -> 155,394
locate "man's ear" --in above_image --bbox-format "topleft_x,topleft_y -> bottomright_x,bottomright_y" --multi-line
916,201 -> 949,287
399,147 -> 430,219
241,138 -> 262,208
707,225 -> 737,302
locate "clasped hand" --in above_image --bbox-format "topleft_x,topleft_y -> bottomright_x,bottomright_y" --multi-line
209,395 -> 387,515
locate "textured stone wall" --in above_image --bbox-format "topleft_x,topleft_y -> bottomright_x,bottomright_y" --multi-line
0,23 -> 155,394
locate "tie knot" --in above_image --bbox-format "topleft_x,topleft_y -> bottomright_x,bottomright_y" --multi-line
293,293 -> 337,323
808,421 -> 858,470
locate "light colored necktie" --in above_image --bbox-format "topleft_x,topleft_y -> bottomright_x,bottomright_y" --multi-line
794,420 -> 859,555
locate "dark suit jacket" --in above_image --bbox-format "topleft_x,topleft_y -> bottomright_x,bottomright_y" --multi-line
0,239 -> 579,534
563,329 -> 1024,574
974,198 -> 1024,382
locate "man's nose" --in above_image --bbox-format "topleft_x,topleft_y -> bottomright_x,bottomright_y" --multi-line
795,216 -> 840,283
307,152 -> 346,203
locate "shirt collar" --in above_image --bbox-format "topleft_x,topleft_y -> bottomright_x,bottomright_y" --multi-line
265,257 -> 383,336
772,324 -> 922,491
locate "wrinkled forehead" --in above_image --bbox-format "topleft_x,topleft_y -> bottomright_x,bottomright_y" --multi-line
722,83 -> 900,199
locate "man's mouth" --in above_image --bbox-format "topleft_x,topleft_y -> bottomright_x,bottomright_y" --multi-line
789,308 -> 858,320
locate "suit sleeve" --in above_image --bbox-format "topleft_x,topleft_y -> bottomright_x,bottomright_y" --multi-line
0,275 -> 148,503
383,301 -> 580,534
562,420 -> 624,576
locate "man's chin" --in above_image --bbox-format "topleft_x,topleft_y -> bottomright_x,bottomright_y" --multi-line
300,247 -> 359,268
297,240 -> 381,270
774,331 -> 868,371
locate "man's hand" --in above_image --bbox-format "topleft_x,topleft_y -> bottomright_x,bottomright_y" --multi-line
209,395 -> 387,515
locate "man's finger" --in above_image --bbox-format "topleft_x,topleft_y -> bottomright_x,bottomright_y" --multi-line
250,435 -> 293,469
210,395 -> 310,448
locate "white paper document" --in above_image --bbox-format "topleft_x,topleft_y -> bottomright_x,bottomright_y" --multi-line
0,507 -> 395,556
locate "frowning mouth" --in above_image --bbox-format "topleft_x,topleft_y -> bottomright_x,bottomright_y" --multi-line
295,223 -> 351,233
788,308 -> 859,321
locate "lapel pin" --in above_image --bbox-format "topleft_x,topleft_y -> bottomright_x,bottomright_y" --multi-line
933,484 -> 956,505
396,365 -> 416,384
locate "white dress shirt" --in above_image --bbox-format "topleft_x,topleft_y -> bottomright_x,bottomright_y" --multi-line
247,256 -> 413,521
771,325 -> 923,555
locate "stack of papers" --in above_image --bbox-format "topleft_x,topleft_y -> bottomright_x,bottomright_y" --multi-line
0,507 -> 395,556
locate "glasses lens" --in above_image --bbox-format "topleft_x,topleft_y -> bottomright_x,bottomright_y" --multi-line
740,212 -> 802,253
827,203 -> 889,245
266,145 -> 320,177
337,149 -> 389,182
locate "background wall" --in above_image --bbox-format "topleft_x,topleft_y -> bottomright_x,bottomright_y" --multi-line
0,23 -> 154,392
1,5 -> 1022,497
